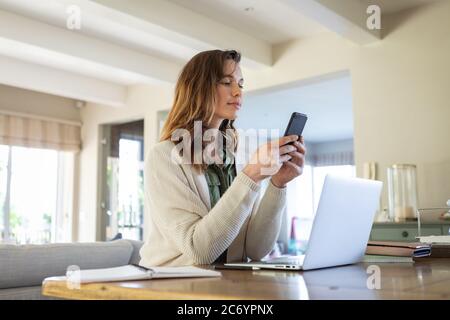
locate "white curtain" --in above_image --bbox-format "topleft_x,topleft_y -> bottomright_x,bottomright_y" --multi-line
0,111 -> 81,152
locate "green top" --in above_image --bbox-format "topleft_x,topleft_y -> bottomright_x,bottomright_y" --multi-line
204,151 -> 236,264
204,161 -> 236,209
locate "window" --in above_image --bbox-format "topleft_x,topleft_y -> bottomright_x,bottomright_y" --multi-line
312,165 -> 356,212
0,145 -> 74,244
287,165 -> 314,220
0,146 -> 8,241
286,164 -> 356,244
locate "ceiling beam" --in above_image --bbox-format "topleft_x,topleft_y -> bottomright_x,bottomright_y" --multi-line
0,9 -> 181,85
89,0 -> 272,68
0,0 -> 272,69
281,0 -> 381,44
0,55 -> 127,107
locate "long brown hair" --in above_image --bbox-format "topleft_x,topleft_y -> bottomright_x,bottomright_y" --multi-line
160,49 -> 241,171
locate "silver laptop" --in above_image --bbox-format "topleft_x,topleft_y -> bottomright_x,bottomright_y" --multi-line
225,175 -> 382,271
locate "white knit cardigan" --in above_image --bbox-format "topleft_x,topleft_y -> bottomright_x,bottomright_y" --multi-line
139,140 -> 287,267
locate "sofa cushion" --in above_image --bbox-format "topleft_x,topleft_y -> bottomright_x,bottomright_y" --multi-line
0,239 -> 133,289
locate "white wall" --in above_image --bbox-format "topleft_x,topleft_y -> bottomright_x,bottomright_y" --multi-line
78,1 -> 450,240
0,84 -> 80,121
351,3 -> 450,210
243,1 -> 450,210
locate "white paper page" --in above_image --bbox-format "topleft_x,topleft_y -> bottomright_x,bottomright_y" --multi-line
65,265 -> 221,283
417,235 -> 450,244
76,265 -> 153,283
150,266 -> 221,278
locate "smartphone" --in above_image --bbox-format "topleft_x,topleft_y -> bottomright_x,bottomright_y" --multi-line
284,112 -> 308,140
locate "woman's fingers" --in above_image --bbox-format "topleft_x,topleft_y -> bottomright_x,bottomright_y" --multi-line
288,151 -> 305,166
293,140 -> 306,155
279,144 -> 297,155
257,135 -> 305,172
246,135 -> 305,181
278,135 -> 298,146
284,159 -> 303,174
275,136 -> 305,153
279,154 -> 292,163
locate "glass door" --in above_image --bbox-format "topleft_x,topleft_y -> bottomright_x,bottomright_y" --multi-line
101,120 -> 144,241
0,145 -> 10,242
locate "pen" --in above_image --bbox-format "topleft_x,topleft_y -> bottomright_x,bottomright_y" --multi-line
213,265 -> 260,270
131,264 -> 154,273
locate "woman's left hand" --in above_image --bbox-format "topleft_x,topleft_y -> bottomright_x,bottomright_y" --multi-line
270,136 -> 306,188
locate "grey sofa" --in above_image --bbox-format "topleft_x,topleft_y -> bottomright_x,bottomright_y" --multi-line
0,239 -> 143,300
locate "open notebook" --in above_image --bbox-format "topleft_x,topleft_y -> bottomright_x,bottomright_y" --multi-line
66,264 -> 221,283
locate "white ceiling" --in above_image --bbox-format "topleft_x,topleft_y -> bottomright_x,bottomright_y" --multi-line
235,74 -> 353,143
359,0 -> 441,14
168,0 -> 327,44
0,0 -> 442,106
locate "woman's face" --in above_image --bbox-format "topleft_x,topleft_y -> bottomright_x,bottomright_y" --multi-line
211,60 -> 243,128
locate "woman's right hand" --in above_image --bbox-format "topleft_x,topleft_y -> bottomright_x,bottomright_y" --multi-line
242,135 -> 299,183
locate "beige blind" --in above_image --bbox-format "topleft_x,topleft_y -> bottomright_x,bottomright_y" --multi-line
0,111 -> 81,152
311,151 -> 354,167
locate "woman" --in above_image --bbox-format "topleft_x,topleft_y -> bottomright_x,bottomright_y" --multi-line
139,49 -> 306,267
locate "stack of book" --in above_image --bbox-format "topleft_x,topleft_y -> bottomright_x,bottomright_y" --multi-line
363,241 -> 432,263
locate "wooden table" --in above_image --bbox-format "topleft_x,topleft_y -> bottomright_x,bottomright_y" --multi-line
42,258 -> 450,300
